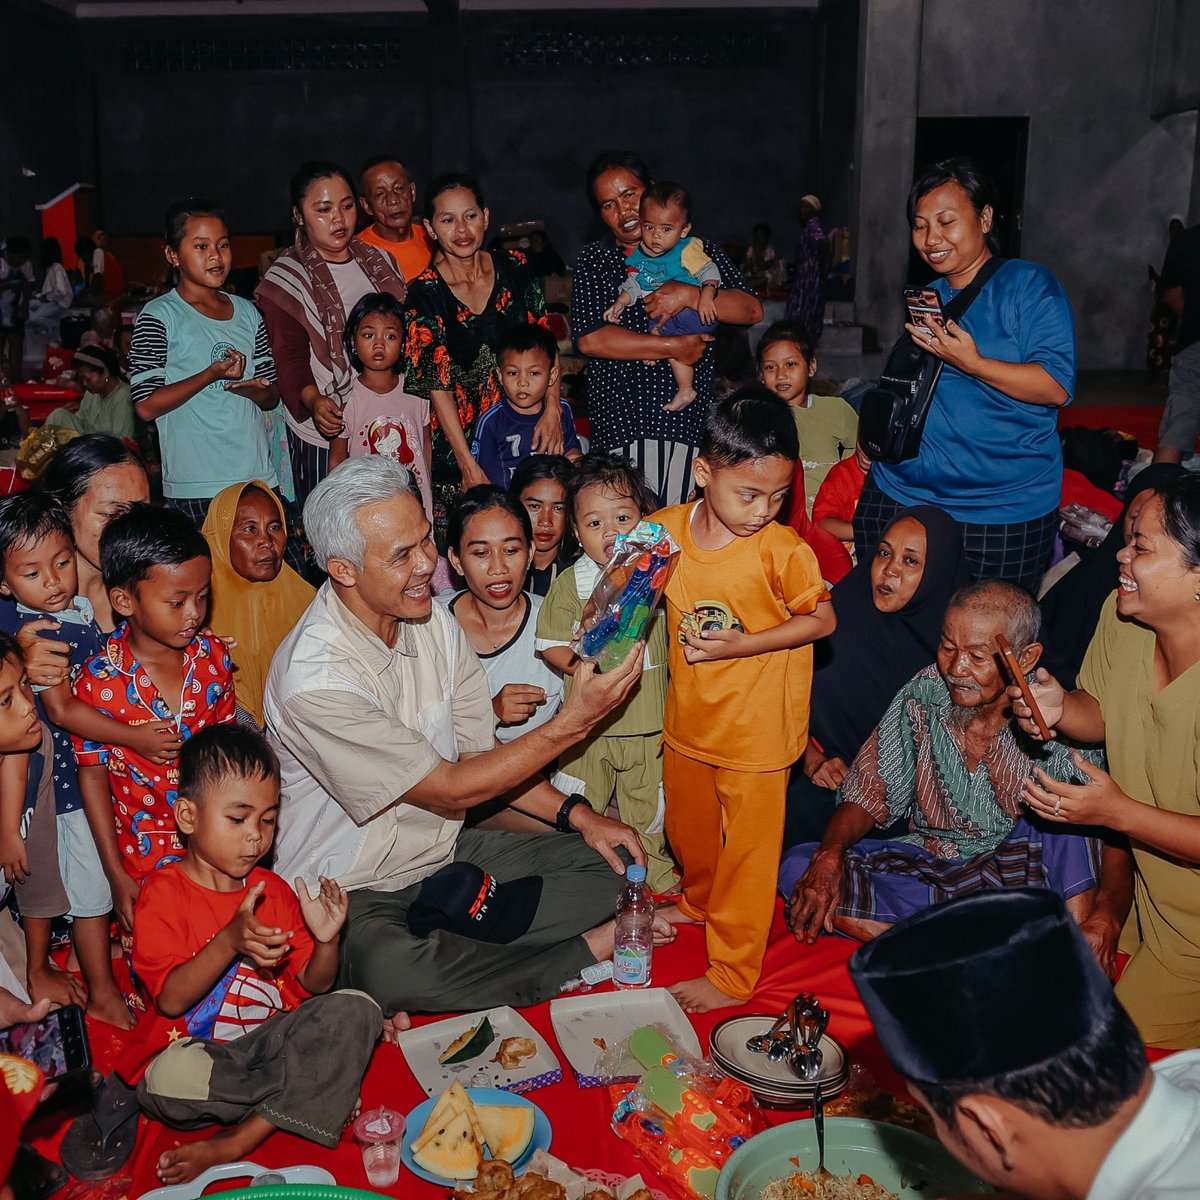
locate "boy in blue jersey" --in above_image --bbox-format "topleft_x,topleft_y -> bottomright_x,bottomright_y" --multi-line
472,324 -> 581,487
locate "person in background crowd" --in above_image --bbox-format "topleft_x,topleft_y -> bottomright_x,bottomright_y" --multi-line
1152,217 -> 1200,465
854,158 -> 1075,590
27,238 -> 73,333
0,236 -> 34,382
44,345 -> 135,441
356,155 -> 433,283
510,454 -> 576,597
785,194 -> 826,342
742,222 -> 787,294
850,888 -> 1200,1200
256,161 -> 407,511
571,151 -> 761,506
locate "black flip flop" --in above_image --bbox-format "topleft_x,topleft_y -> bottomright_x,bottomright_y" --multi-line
58,1076 -> 142,1182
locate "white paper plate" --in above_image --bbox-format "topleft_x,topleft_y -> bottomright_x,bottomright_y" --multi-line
549,987 -> 702,1086
396,1005 -> 562,1096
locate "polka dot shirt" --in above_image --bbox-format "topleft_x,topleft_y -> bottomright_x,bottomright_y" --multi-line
571,235 -> 753,451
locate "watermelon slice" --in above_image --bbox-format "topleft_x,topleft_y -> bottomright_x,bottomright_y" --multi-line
438,1016 -> 496,1064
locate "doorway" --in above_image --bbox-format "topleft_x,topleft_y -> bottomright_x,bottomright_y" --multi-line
908,116 -> 1029,282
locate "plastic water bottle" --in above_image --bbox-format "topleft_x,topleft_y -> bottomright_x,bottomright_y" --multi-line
613,864 -> 654,988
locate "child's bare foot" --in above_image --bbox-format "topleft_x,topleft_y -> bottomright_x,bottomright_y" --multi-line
669,975 -> 743,1014
28,963 -> 87,1009
382,1011 -> 412,1046
650,913 -> 678,946
86,987 -> 136,1030
661,386 -> 697,413
656,901 -> 702,926
156,1115 -> 273,1184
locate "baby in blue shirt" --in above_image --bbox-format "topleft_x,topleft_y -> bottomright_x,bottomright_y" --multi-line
604,181 -> 721,412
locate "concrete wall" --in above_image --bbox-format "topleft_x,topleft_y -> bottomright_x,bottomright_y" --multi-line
0,2 -> 92,249
82,11 -> 819,262
852,0 -> 1198,370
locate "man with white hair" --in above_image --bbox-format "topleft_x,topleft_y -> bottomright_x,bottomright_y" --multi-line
264,457 -> 673,1023
781,580 -> 1112,952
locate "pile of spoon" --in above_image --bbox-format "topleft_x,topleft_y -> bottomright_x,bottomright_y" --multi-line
744,992 -> 830,1079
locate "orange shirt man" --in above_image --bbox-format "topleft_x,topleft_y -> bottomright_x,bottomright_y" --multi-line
357,155 -> 433,282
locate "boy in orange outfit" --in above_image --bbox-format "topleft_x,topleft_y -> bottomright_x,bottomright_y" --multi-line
654,387 -> 835,1012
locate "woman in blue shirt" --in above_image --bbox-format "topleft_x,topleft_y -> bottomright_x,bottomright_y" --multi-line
855,159 -> 1075,591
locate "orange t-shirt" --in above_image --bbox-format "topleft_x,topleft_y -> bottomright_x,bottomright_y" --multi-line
654,502 -> 829,772
813,456 -> 867,525
358,224 -> 433,282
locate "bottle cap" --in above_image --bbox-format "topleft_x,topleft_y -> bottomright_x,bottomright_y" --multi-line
626,864 -> 647,883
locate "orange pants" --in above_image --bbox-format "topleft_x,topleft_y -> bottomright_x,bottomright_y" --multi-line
663,745 -> 787,1000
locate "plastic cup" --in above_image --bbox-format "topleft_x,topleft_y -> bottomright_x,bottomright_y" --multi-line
354,1106 -> 405,1187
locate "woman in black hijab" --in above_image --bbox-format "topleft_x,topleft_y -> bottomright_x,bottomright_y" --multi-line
784,505 -> 969,848
1040,463 -> 1187,689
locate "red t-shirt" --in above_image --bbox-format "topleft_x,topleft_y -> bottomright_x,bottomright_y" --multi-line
120,864 -> 313,1079
783,462 -> 853,585
71,628 -> 236,882
813,456 -> 868,526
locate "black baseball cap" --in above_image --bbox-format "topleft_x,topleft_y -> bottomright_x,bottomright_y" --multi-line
408,863 -> 543,944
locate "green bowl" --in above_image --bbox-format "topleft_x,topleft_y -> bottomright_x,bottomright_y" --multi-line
715,1118 -> 992,1198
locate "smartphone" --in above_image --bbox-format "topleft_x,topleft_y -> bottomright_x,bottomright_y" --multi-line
903,286 -> 946,331
996,635 -> 1049,738
0,1004 -> 91,1080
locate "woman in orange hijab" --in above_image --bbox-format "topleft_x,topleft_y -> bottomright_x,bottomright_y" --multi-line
202,481 -> 315,726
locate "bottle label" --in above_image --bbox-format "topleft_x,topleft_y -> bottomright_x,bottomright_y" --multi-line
613,945 -> 650,986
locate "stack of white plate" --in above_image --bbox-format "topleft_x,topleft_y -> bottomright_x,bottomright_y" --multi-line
708,1014 -> 850,1109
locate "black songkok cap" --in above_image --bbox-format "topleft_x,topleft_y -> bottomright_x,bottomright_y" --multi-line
848,889 -> 1119,1085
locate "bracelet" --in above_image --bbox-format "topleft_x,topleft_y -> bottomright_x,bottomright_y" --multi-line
555,792 -> 590,833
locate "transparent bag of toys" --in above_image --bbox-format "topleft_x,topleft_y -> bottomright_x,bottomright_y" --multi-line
572,521 -> 679,672
607,1027 -> 765,1200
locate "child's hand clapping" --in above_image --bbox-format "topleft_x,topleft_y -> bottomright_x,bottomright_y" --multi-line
224,880 -> 294,967
123,720 -> 185,765
296,875 -> 349,945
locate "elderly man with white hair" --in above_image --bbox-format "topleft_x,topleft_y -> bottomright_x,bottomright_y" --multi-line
264,457 -> 674,1025
781,580 -> 1117,956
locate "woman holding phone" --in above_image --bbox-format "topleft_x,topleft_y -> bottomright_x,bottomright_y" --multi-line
853,158 -> 1075,591
1016,473 -> 1200,1049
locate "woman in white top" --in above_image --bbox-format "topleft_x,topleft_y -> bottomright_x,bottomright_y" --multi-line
27,238 -> 73,331
255,160 -> 407,511
437,485 -> 563,747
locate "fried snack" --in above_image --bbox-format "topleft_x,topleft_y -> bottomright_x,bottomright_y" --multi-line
455,1164 -> 566,1200
492,1035 -> 538,1069
511,1175 -> 565,1200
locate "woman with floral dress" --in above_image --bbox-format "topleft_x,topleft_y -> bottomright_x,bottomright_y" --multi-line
403,174 -> 563,531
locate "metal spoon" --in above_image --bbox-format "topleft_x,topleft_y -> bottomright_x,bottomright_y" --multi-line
812,1079 -> 828,1177
746,1005 -> 792,1053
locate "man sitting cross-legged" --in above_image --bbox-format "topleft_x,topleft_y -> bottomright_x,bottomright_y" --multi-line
264,457 -> 680,1035
782,580 -> 1131,967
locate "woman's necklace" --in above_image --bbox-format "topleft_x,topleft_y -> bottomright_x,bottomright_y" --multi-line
467,593 -> 525,651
